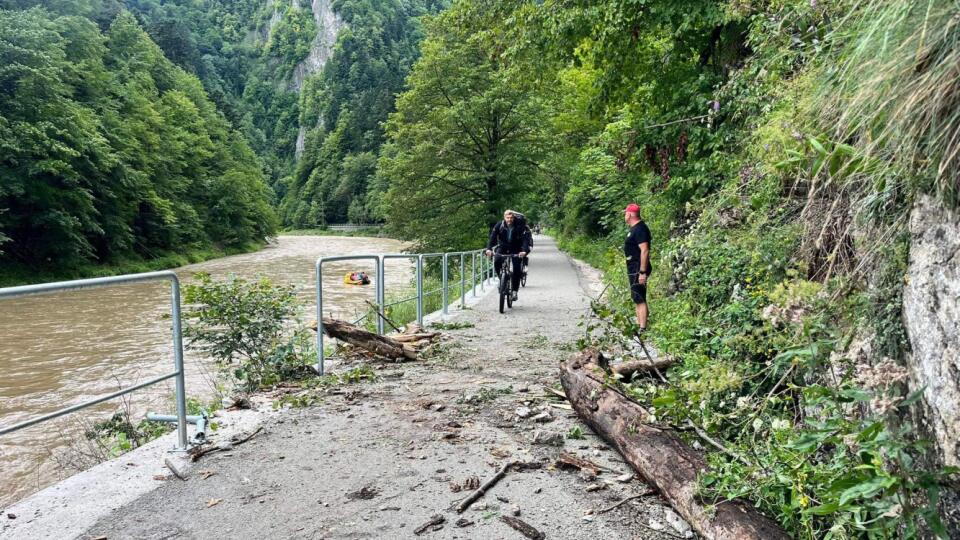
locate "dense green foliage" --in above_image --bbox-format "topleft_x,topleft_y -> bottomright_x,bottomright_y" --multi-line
383,0 -> 960,536
280,0 -> 441,227
1,0 -> 435,277
0,7 -> 276,273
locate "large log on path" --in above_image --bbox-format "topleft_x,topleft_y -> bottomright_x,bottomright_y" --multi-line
317,318 -> 418,361
561,349 -> 791,540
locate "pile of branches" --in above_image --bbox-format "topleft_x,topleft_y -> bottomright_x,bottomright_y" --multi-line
310,318 -> 441,361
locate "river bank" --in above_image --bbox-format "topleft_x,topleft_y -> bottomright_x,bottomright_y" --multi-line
0,242 -> 266,288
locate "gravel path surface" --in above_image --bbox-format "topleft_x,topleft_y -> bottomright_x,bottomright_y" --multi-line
81,237 -> 689,540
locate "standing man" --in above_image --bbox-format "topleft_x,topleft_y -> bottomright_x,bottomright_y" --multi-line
485,209 -> 529,301
624,203 -> 652,332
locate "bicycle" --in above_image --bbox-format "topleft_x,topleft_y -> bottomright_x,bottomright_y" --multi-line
520,256 -> 528,288
493,252 -> 521,313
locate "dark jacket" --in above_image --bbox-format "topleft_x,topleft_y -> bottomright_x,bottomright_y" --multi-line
486,220 -> 531,254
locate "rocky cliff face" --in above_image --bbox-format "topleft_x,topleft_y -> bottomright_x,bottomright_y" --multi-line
292,0 -> 344,158
292,0 -> 345,93
903,195 -> 960,468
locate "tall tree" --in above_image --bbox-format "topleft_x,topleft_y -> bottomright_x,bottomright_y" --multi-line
377,0 -> 548,250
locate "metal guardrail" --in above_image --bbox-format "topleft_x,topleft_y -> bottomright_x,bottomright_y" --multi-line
327,223 -> 379,232
0,271 -> 189,450
315,248 -> 492,374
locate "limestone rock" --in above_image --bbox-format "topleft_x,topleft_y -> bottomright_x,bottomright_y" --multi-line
903,195 -> 960,467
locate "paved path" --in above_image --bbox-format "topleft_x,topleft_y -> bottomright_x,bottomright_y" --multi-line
80,237 -> 681,540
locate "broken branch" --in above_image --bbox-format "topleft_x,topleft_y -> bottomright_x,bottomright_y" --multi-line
500,516 -> 545,540
456,461 -> 516,513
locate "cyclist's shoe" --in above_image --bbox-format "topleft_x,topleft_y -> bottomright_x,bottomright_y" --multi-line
511,291 -> 518,302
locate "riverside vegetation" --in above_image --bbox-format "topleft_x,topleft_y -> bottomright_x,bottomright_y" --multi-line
377,0 -> 960,537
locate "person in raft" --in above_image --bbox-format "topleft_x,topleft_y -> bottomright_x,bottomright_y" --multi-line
344,271 -> 370,285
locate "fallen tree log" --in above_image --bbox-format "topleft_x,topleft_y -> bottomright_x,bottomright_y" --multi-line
560,349 -> 790,540
313,318 -> 418,361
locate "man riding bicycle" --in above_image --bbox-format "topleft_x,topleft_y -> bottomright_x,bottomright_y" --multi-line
485,209 -> 530,301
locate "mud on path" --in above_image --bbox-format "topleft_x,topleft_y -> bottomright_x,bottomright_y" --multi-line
82,237 -> 691,540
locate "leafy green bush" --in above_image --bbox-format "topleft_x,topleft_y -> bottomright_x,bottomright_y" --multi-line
183,273 -> 315,392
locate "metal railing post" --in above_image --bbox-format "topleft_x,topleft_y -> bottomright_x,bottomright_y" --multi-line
471,252 -> 476,297
376,256 -> 385,335
460,253 -> 466,308
416,255 -> 424,325
479,252 -> 485,291
315,259 -> 325,375
442,253 -> 449,315
169,277 -> 188,450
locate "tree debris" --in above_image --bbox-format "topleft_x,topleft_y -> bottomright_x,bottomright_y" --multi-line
449,475 -> 480,493
310,318 -> 443,361
597,491 -> 656,514
561,349 -> 791,540
456,461 -> 516,513
454,461 -> 541,513
314,318 -> 418,361
189,426 -> 264,462
500,516 -> 545,540
414,514 -> 445,535
555,452 -> 602,475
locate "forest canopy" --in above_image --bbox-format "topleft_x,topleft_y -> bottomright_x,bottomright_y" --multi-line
0,6 -> 277,270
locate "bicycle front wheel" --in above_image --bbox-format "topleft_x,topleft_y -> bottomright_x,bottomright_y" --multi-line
499,273 -> 509,313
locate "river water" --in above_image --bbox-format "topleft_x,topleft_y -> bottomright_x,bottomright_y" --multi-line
0,235 -> 409,507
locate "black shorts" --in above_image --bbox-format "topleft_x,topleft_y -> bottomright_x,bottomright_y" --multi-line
627,265 -> 648,304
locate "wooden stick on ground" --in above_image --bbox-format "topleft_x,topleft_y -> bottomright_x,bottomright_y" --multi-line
190,426 -> 264,462
500,516 -> 545,540
455,461 -> 517,513
414,514 -> 445,535
597,490 -> 656,514
561,349 -> 791,540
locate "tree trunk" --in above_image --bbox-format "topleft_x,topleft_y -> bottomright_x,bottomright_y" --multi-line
319,318 -> 418,361
560,349 -> 791,540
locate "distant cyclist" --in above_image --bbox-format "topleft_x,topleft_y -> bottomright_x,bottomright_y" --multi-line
485,209 -> 530,301
514,212 -> 533,270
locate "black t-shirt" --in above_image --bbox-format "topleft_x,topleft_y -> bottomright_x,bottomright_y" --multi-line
624,222 -> 652,274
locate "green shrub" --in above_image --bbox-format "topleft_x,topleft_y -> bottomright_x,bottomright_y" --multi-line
183,273 -> 315,392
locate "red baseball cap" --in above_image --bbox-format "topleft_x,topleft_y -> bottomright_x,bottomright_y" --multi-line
624,203 -> 640,213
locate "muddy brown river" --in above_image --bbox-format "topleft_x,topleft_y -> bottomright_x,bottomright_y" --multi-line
0,235 -> 409,507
